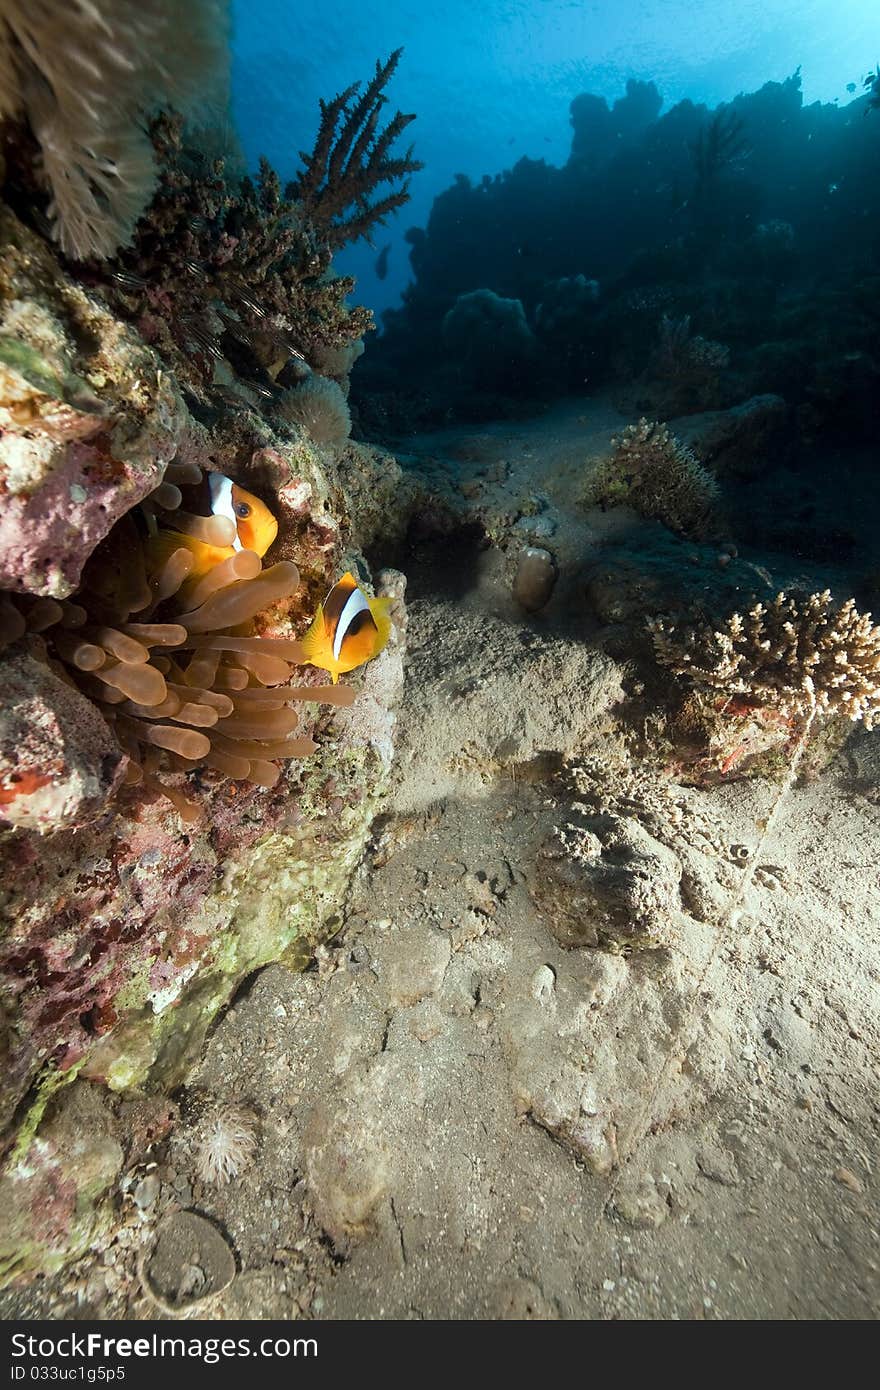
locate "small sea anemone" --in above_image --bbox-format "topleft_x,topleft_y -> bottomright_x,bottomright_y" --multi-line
275,374 -> 352,445
195,1103 -> 259,1185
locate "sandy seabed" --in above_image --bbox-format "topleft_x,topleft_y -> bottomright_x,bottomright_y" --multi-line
3,400 -> 878,1321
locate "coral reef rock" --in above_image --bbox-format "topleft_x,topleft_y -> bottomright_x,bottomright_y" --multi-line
0,649 -> 128,831
0,215 -> 406,1285
534,811 -> 684,951
0,1080 -> 123,1283
671,394 -> 791,481
0,210 -> 192,597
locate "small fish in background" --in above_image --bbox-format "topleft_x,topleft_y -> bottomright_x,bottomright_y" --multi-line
846,82 -> 857,94
375,243 -> 392,281
300,572 -> 392,683
146,473 -> 278,595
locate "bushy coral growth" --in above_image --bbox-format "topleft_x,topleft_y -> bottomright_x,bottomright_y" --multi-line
650,591 -> 880,728
95,114 -> 373,404
86,52 -> 419,408
589,418 -> 720,538
442,288 -> 536,390
646,314 -> 729,411
0,0 -> 228,260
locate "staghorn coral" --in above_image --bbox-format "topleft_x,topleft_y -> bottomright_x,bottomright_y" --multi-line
0,0 -> 229,261
275,374 -> 352,447
0,460 -> 359,824
288,48 -> 423,251
589,417 -> 719,538
649,591 -> 880,728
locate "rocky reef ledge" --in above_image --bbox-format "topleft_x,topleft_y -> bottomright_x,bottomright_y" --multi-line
0,211 -> 404,1282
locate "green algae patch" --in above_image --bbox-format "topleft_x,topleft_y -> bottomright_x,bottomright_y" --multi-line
8,1060 -> 85,1168
0,1081 -> 122,1285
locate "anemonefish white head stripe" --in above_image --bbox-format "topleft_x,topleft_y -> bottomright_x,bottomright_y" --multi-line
145,474 -> 279,601
333,584 -> 372,661
208,472 -> 243,551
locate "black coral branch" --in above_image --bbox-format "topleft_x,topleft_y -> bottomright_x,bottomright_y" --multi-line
691,107 -> 748,192
288,49 -> 423,250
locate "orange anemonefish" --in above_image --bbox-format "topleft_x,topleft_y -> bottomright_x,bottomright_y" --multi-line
145,473 -> 278,600
202,473 -> 278,557
300,572 -> 392,684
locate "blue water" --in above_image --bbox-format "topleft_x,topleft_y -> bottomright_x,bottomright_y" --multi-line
231,0 -> 878,320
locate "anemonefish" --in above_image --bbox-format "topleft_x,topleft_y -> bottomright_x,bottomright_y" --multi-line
202,473 -> 278,557
145,473 -> 278,601
300,572 -> 392,683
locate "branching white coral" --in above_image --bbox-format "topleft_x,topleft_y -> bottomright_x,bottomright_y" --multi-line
590,417 -> 719,538
0,0 -> 229,260
195,1103 -> 259,1185
649,590 -> 880,728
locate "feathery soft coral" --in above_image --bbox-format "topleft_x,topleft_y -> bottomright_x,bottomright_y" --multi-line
0,0 -> 229,260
